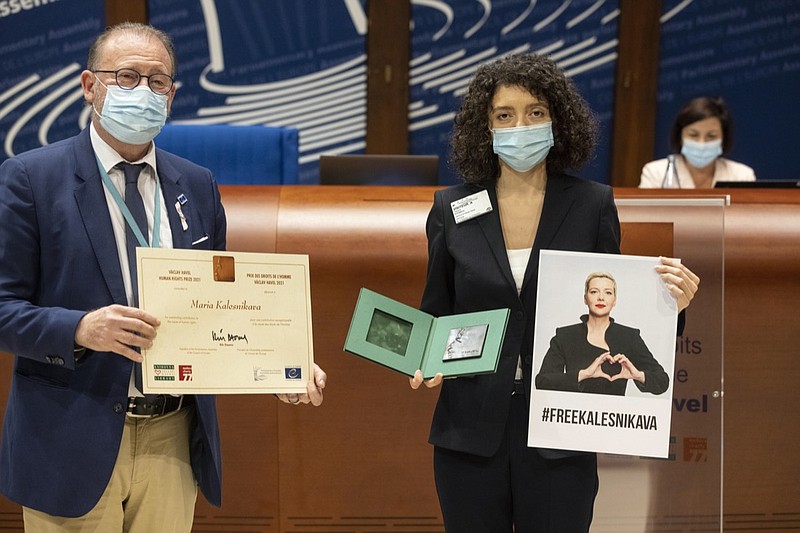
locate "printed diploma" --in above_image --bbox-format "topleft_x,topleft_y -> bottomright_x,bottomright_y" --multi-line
136,248 -> 314,394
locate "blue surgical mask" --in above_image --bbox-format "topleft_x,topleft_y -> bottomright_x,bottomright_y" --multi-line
492,122 -> 554,172
94,79 -> 168,145
681,138 -> 722,168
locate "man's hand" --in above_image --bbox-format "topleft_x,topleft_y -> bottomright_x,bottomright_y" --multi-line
74,304 -> 160,362
276,364 -> 327,406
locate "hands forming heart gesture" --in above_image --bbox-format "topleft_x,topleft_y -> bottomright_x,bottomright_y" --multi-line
578,351 -> 645,384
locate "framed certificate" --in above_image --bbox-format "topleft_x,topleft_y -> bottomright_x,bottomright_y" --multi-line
137,248 -> 314,394
344,288 -> 509,378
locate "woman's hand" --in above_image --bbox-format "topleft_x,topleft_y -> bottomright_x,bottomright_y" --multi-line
608,353 -> 645,383
656,257 -> 700,312
409,369 -> 443,389
578,352 -> 613,382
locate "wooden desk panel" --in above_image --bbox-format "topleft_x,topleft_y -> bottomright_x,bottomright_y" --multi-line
1,186 -> 798,532
272,186 -> 441,531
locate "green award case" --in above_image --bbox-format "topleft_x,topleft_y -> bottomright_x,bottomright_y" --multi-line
344,288 -> 509,379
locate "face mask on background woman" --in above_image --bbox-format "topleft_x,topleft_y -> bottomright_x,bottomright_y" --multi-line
681,138 -> 722,168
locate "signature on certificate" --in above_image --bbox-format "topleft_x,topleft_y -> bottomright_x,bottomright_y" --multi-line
212,329 -> 249,344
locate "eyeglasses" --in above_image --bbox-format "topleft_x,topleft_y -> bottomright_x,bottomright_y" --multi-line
93,68 -> 174,95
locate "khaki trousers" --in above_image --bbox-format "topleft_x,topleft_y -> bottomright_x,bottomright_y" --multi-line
23,405 -> 198,532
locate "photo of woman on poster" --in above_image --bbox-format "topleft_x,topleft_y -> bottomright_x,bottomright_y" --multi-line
535,271 -> 669,396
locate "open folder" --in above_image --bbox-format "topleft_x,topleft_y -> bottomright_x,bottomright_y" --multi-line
344,288 -> 510,379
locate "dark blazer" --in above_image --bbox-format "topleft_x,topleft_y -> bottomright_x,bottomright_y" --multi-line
535,316 -> 670,395
420,174 -> 620,458
0,127 -> 226,517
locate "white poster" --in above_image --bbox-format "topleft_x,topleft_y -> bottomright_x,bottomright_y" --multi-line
528,250 -> 678,458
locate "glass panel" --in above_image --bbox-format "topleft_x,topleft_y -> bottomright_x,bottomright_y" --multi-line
591,197 -> 725,532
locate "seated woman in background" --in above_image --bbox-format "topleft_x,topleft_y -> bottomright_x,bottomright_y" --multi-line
639,96 -> 756,188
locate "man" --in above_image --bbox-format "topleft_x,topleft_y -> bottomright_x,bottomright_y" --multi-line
0,22 -> 325,531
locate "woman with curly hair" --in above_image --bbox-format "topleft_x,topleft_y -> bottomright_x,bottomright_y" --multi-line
410,54 -> 699,532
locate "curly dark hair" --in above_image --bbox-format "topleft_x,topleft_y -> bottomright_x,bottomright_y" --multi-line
669,96 -> 733,154
450,53 -> 598,186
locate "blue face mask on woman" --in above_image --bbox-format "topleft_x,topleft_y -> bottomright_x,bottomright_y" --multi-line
492,122 -> 554,172
681,138 -> 722,168
93,79 -> 168,145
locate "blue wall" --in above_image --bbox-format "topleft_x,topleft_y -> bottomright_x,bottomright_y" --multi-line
0,0 -> 104,157
654,0 -> 800,180
2,0 -> 798,183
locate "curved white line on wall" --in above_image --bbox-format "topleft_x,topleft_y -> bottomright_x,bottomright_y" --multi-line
39,85 -> 85,146
421,50 -> 499,89
534,39 -> 566,56
0,75 -> 47,121
301,129 -> 366,152
0,64 -> 79,122
411,49 -> 466,77
343,0 -> 368,35
199,54 -> 365,95
661,0 -> 694,23
534,0 -> 572,32
557,38 -> 617,68
299,141 -> 365,164
0,64 -> 80,156
409,112 -> 456,131
434,43 -> 532,93
411,52 -> 432,67
223,66 -> 366,104
601,8 -> 619,25
414,47 -> 497,86
299,134 -> 367,156
5,77 -> 80,157
412,0 -> 454,41
409,104 -> 439,119
566,0 -> 605,29
563,51 -> 616,77
464,0 -> 492,39
502,0 -> 537,35
303,118 -> 365,140
232,90 -> 366,126
549,37 -> 596,61
265,103 -> 365,130
199,0 -> 225,73
439,75 -> 476,94
0,74 -> 40,106
180,92 -> 365,126
199,74 -> 366,115
191,86 -> 365,125
186,99 -> 364,139
79,104 -> 92,130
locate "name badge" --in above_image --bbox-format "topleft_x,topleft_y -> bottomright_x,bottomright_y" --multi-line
450,190 -> 493,224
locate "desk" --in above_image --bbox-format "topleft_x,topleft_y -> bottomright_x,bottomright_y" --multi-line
1,186 -> 798,531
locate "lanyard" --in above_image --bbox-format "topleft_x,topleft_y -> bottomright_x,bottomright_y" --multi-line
96,156 -> 161,248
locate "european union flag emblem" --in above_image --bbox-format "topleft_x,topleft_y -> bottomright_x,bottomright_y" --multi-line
285,367 -> 302,380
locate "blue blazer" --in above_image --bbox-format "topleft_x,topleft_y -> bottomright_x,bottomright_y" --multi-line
0,128 -> 227,516
420,175 -> 621,459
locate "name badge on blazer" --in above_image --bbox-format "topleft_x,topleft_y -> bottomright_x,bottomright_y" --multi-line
450,190 -> 493,224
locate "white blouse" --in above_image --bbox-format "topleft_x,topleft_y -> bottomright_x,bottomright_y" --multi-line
639,156 -> 755,188
507,247 -> 532,380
